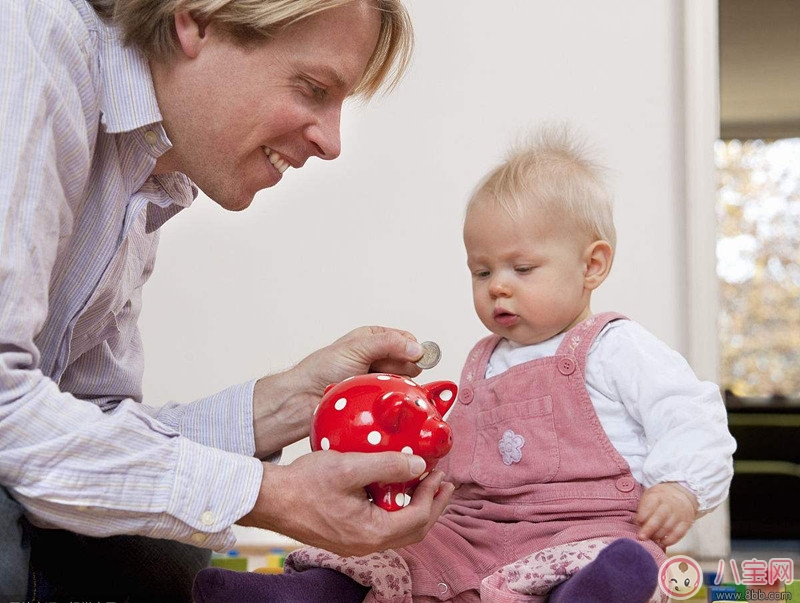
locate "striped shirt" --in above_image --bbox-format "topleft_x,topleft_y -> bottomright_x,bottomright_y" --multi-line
0,0 -> 263,550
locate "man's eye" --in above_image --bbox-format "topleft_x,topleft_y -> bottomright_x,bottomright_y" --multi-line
305,81 -> 327,100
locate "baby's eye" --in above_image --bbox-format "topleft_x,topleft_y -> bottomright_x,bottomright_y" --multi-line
472,269 -> 490,278
515,266 -> 535,273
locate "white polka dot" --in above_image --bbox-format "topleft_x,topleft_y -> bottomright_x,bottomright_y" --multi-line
395,493 -> 405,507
401,446 -> 414,454
377,375 -> 391,381
404,493 -> 411,506
381,393 -> 393,400
414,398 -> 428,410
367,431 -> 382,445
439,389 -> 453,402
420,472 -> 430,480
320,437 -> 330,450
404,379 -> 416,387
334,398 -> 347,411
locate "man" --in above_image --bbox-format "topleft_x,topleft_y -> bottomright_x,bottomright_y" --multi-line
0,0 -> 453,599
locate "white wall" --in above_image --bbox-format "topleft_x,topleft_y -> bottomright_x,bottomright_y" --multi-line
140,0 -> 705,547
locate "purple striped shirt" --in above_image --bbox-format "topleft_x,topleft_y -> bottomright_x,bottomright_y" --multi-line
1,0 -> 263,550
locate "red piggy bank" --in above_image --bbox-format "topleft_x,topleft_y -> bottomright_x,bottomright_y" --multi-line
310,373 -> 457,511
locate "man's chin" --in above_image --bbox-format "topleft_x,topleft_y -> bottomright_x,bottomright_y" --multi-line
207,190 -> 257,212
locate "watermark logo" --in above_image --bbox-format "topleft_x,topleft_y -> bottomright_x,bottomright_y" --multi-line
715,558 -> 794,586
658,554 -> 703,600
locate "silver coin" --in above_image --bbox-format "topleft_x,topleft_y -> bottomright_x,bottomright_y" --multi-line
415,341 -> 441,369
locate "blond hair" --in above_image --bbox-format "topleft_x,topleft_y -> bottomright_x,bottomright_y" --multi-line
87,0 -> 413,98
467,125 -> 616,250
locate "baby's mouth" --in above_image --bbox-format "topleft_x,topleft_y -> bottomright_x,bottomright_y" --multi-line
493,310 -> 519,326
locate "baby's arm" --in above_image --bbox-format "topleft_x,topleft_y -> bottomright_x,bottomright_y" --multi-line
635,482 -> 699,547
589,320 -> 736,543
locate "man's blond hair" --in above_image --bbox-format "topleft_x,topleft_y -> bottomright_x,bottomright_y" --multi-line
88,0 -> 413,98
467,124 -> 617,250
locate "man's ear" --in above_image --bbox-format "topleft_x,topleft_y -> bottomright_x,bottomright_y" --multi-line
174,11 -> 208,59
583,240 -> 613,291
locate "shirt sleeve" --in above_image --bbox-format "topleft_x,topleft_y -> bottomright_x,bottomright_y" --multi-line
0,0 -> 263,550
590,321 -> 737,512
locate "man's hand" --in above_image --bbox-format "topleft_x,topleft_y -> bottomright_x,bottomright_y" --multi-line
294,326 -> 425,395
239,450 -> 454,557
635,482 -> 699,547
252,326 -> 425,457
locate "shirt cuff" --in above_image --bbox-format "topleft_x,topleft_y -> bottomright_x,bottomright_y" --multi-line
156,437 -> 264,551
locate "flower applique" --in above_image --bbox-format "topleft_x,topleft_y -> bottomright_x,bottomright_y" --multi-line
498,429 -> 524,465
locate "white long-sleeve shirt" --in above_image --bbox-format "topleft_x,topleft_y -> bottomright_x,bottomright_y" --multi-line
486,319 -> 736,511
0,0 -> 263,550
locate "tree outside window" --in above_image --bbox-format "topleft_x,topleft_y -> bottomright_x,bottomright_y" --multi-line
716,138 -> 800,398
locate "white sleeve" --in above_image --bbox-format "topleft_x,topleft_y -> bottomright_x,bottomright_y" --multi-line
591,321 -> 736,511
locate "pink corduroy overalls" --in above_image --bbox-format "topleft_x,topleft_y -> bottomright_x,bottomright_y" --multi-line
286,313 -> 666,602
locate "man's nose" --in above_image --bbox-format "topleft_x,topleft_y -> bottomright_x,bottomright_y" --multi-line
308,106 -> 342,160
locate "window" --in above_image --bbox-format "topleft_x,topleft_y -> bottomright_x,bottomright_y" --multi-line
717,0 -> 800,400
716,138 -> 800,397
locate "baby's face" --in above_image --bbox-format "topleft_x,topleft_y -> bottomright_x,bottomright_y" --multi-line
464,199 -> 591,345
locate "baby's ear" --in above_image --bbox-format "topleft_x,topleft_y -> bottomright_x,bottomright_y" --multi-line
583,240 -> 613,290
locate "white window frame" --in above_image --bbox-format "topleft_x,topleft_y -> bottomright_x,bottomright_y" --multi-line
679,0 -> 731,560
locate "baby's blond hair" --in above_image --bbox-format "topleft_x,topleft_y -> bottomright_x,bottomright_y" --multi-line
467,125 -> 616,251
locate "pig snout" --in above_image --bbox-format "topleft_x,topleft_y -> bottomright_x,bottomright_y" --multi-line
418,419 -> 453,459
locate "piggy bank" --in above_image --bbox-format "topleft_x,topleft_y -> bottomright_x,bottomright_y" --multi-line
310,373 -> 456,511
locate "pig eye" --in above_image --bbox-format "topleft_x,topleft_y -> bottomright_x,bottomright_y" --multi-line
414,399 -> 428,409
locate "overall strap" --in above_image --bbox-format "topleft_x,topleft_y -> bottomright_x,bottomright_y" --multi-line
458,333 -> 501,389
554,312 -> 628,367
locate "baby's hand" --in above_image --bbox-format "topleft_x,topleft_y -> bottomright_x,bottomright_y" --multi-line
635,482 -> 698,547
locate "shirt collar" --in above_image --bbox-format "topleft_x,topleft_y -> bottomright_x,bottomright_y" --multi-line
97,19 -> 163,134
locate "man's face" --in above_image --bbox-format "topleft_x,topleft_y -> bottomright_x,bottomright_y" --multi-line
153,1 -> 381,211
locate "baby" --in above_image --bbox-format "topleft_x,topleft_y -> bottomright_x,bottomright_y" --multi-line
193,126 -> 736,603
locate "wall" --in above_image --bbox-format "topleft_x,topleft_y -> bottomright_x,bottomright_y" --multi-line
139,0 -> 700,547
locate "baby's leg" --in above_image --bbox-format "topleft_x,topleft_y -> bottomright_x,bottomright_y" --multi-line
192,566 -> 370,603
547,538 -> 657,603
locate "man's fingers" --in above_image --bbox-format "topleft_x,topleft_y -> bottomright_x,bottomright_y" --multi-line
340,451 -> 428,487
370,359 -> 423,377
378,471 -> 453,550
348,327 -> 423,364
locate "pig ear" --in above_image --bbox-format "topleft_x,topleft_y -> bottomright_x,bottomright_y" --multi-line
323,383 -> 336,395
422,381 -> 458,416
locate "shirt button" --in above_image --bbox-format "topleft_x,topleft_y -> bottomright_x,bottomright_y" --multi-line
557,357 -> 576,375
438,582 -> 449,595
190,532 -> 207,545
201,511 -> 215,526
616,476 -> 636,492
144,130 -> 158,145
460,388 -> 473,405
